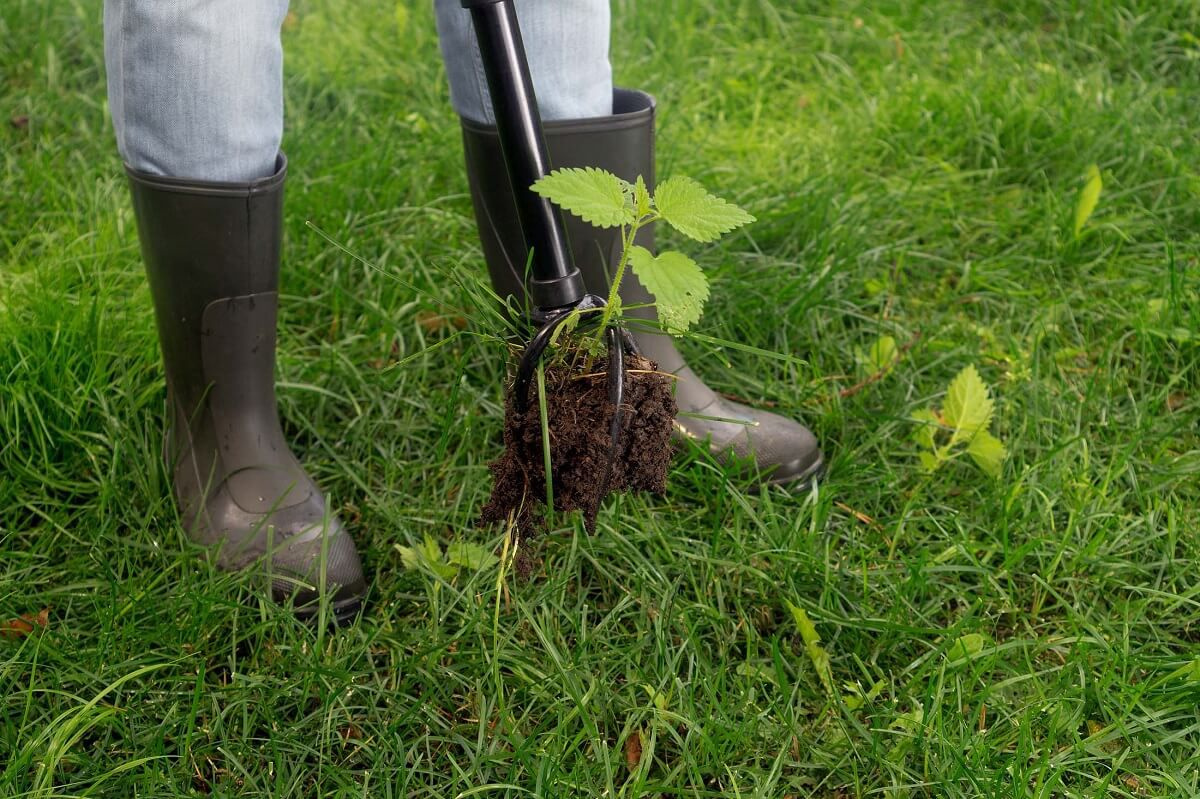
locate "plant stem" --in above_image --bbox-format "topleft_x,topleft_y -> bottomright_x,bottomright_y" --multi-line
595,214 -> 653,336
536,360 -> 554,512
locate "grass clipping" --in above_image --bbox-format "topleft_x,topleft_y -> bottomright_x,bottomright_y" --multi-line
479,347 -> 676,572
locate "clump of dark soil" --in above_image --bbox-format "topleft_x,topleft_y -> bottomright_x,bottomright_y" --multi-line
479,350 -> 676,572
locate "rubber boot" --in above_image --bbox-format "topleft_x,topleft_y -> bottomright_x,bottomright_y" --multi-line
127,154 -> 366,622
460,89 -> 824,486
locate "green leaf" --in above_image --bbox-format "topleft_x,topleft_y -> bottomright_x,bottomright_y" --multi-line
394,535 -> 458,579
786,601 -> 834,697
918,451 -> 942,473
856,334 -> 898,376
446,541 -> 499,571
632,175 -> 652,218
547,307 -> 583,347
1073,164 -> 1102,237
943,364 -> 994,445
394,544 -> 422,571
843,679 -> 886,711
627,246 -> 709,333
946,633 -> 988,662
910,408 -> 940,451
531,167 -> 633,228
967,430 -> 1007,477
641,685 -> 669,711
653,176 -> 755,242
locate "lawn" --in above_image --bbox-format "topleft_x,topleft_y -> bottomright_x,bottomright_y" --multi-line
3,0 -> 1199,796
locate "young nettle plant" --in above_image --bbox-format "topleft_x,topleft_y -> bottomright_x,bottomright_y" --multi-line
478,168 -> 756,574
530,168 -> 756,336
912,364 -> 1008,478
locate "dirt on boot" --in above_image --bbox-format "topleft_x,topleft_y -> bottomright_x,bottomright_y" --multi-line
479,352 -> 676,571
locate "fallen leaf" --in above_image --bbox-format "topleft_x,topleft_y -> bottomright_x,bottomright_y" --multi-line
1,608 -> 49,638
1167,392 -> 1187,412
624,729 -> 643,771
835,501 -> 879,528
11,115 -> 29,130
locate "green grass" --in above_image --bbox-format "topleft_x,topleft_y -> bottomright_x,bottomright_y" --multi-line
3,0 -> 1199,795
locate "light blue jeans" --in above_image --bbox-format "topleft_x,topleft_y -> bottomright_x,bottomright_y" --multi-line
104,0 -> 613,182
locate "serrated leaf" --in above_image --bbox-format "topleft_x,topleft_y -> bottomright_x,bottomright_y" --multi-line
946,633 -> 987,662
653,176 -> 755,242
786,601 -> 834,697
967,430 -> 1007,477
910,408 -> 940,451
395,544 -> 422,571
633,175 -> 652,217
918,451 -> 942,473
627,246 -> 709,333
857,334 -> 898,375
843,679 -> 886,711
446,541 -> 499,571
395,535 -> 458,579
641,685 -> 669,711
1073,164 -> 1102,237
943,365 -> 994,445
531,167 -> 633,228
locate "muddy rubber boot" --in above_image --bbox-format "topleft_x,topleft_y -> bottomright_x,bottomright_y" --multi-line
126,155 -> 366,622
461,89 -> 824,487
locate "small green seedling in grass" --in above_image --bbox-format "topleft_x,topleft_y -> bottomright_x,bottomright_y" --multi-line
395,534 -> 498,581
786,600 -> 835,698
531,168 -> 755,337
855,334 -> 899,378
911,364 -> 1008,478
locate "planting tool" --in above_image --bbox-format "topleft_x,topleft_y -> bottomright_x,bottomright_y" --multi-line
461,0 -> 635,436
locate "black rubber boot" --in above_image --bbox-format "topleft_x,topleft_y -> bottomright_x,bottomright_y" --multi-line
461,89 -> 824,486
127,155 -> 366,622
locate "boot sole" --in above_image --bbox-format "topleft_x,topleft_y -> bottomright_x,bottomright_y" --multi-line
766,453 -> 826,491
291,595 -> 364,628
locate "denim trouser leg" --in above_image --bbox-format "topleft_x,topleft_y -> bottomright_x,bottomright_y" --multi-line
103,1 -> 612,182
434,0 -> 612,123
104,0 -> 289,182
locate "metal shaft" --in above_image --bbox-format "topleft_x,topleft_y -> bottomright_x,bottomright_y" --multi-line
462,0 -> 585,310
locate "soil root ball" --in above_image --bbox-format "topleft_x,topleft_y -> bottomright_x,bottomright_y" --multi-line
479,352 -> 676,559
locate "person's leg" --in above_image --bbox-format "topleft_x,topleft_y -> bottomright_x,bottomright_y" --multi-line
104,0 -> 285,181
436,1 -> 824,486
104,0 -> 366,620
434,0 -> 612,123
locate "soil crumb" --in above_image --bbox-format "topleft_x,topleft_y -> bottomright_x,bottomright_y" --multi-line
479,352 -> 676,574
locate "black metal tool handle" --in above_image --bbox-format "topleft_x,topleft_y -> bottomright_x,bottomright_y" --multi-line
462,0 -> 586,311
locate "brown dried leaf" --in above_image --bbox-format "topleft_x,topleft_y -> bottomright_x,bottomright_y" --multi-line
1168,392 -> 1187,412
836,501 -> 879,528
624,729 -> 643,771
1,608 -> 49,639
11,115 -> 29,130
